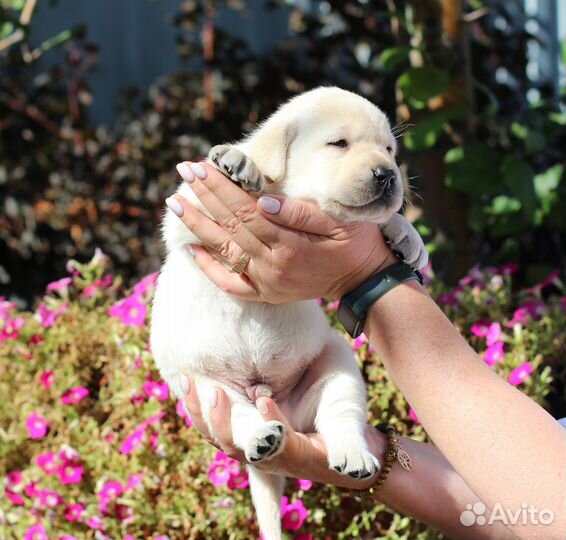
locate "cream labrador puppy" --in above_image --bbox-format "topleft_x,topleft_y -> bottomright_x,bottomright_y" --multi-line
151,87 -> 427,540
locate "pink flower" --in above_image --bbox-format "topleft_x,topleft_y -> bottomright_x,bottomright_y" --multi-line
61,386 -> 89,405
295,479 -> 312,491
37,303 -> 68,328
281,498 -> 308,531
486,322 -> 502,346
125,473 -> 144,491
119,426 -> 146,454
99,480 -> 123,500
39,370 -> 56,389
141,412 -> 166,427
24,524 -> 48,540
115,503 -> 134,522
352,333 -> 368,351
47,277 -> 72,293
470,321 -> 490,337
176,400 -> 193,426
57,462 -> 84,485
0,297 -> 16,320
24,481 -> 40,497
58,445 -> 81,463
227,469 -> 249,490
5,488 -> 25,505
6,470 -> 23,486
0,315 -> 25,343
82,274 -> 113,297
109,294 -> 148,327
133,272 -> 159,296
64,503 -> 85,521
409,407 -> 420,424
60,536 -> 78,540
483,341 -> 505,367
497,263 -> 519,276
39,488 -> 63,507
87,516 -> 105,530
509,362 -> 534,386
143,380 -> 169,401
508,307 -> 530,327
326,299 -> 339,311
26,412 -> 48,439
208,461 -> 231,486
130,391 -> 146,405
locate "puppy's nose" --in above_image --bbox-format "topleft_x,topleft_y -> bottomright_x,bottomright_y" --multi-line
372,167 -> 396,188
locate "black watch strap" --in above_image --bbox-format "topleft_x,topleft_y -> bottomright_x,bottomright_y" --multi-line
337,262 -> 423,338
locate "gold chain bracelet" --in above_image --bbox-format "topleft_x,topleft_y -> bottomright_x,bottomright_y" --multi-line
352,424 -> 412,500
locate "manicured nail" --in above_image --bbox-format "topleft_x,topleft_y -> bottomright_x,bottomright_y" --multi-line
186,244 -> 196,257
180,375 -> 190,395
256,398 -> 269,415
258,196 -> 281,214
190,162 -> 208,180
165,197 -> 184,217
176,162 -> 195,183
208,387 -> 218,408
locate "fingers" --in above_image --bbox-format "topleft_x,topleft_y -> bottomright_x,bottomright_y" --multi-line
178,162 -> 281,247
209,387 -> 245,461
190,245 -> 261,301
257,195 -> 341,236
183,378 -> 214,443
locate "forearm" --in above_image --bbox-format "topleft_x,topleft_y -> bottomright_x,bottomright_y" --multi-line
365,281 -> 566,540
366,431 -> 515,540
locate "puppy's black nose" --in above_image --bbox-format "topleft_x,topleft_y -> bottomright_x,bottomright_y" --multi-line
372,167 -> 396,188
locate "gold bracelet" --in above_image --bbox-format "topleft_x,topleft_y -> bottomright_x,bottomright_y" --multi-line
352,424 -> 412,500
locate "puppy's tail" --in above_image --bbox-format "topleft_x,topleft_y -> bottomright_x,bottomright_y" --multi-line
248,466 -> 285,540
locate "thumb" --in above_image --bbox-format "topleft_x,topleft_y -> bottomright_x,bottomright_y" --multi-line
257,195 -> 338,236
256,397 -> 293,429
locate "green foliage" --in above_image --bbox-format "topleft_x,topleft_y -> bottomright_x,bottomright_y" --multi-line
0,254 -> 564,539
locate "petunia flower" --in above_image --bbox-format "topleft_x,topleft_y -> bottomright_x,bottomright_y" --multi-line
119,426 -> 146,454
46,277 -> 72,294
26,412 -> 48,439
208,461 -> 231,486
24,481 -> 40,497
281,498 -> 309,531
227,469 -> 249,490
470,321 -> 490,337
109,294 -> 148,327
0,316 -> 25,343
508,362 -> 534,386
23,523 -> 48,540
485,323 -> 502,346
132,272 -> 159,296
294,479 -> 312,491
64,503 -> 85,522
36,303 -> 68,328
61,386 -> 89,405
57,462 -> 84,485
39,488 -> 63,507
125,473 -> 144,491
6,470 -> 23,486
5,488 -> 25,505
409,407 -> 420,424
86,516 -> 105,530
98,480 -> 123,500
115,503 -> 134,522
483,341 -> 505,367
142,380 -> 169,401
39,371 -> 56,389
176,400 -> 193,427
58,445 -> 81,463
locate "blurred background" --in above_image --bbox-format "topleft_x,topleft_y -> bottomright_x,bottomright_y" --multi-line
1,0 -> 564,306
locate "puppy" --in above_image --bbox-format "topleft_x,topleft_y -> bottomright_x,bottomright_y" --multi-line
151,87 -> 428,540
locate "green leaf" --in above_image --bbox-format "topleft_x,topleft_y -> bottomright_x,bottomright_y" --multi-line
0,22 -> 15,40
445,143 -> 502,194
534,164 -> 563,198
397,67 -> 450,108
378,46 -> 412,72
500,155 -> 536,219
487,195 -> 521,215
404,106 -> 467,151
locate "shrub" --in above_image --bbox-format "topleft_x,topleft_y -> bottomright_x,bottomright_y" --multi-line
0,252 -> 564,539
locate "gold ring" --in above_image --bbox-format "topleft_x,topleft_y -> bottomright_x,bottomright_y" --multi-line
231,253 -> 250,275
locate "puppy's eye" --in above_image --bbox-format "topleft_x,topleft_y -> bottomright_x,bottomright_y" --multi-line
328,139 -> 348,148
386,146 -> 393,154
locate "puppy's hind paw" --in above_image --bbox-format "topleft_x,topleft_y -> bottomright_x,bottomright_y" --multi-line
245,421 -> 285,463
208,145 -> 265,192
328,445 -> 380,480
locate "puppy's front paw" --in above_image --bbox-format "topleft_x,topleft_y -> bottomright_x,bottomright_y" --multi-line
380,213 -> 428,270
245,421 -> 285,463
208,145 -> 265,192
327,442 -> 380,480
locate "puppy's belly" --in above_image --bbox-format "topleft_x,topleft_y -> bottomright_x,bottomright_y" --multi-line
151,249 -> 331,400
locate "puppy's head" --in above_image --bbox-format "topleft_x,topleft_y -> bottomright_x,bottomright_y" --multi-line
247,87 -> 403,224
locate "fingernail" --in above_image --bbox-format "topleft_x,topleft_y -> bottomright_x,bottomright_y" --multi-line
256,398 -> 268,415
190,162 -> 208,180
258,196 -> 281,214
176,162 -> 195,183
180,375 -> 190,395
185,244 -> 196,257
208,387 -> 218,409
165,197 -> 184,217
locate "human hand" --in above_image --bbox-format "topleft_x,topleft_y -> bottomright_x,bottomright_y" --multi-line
183,380 -> 385,490
167,161 -> 397,303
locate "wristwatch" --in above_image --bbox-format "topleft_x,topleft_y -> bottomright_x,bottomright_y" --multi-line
337,262 -> 423,338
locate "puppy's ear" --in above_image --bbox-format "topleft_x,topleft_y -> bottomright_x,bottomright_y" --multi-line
246,120 -> 297,183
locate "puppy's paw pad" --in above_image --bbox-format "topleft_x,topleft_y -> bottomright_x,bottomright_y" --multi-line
245,421 -> 285,463
328,446 -> 380,480
380,214 -> 428,271
208,145 -> 264,192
